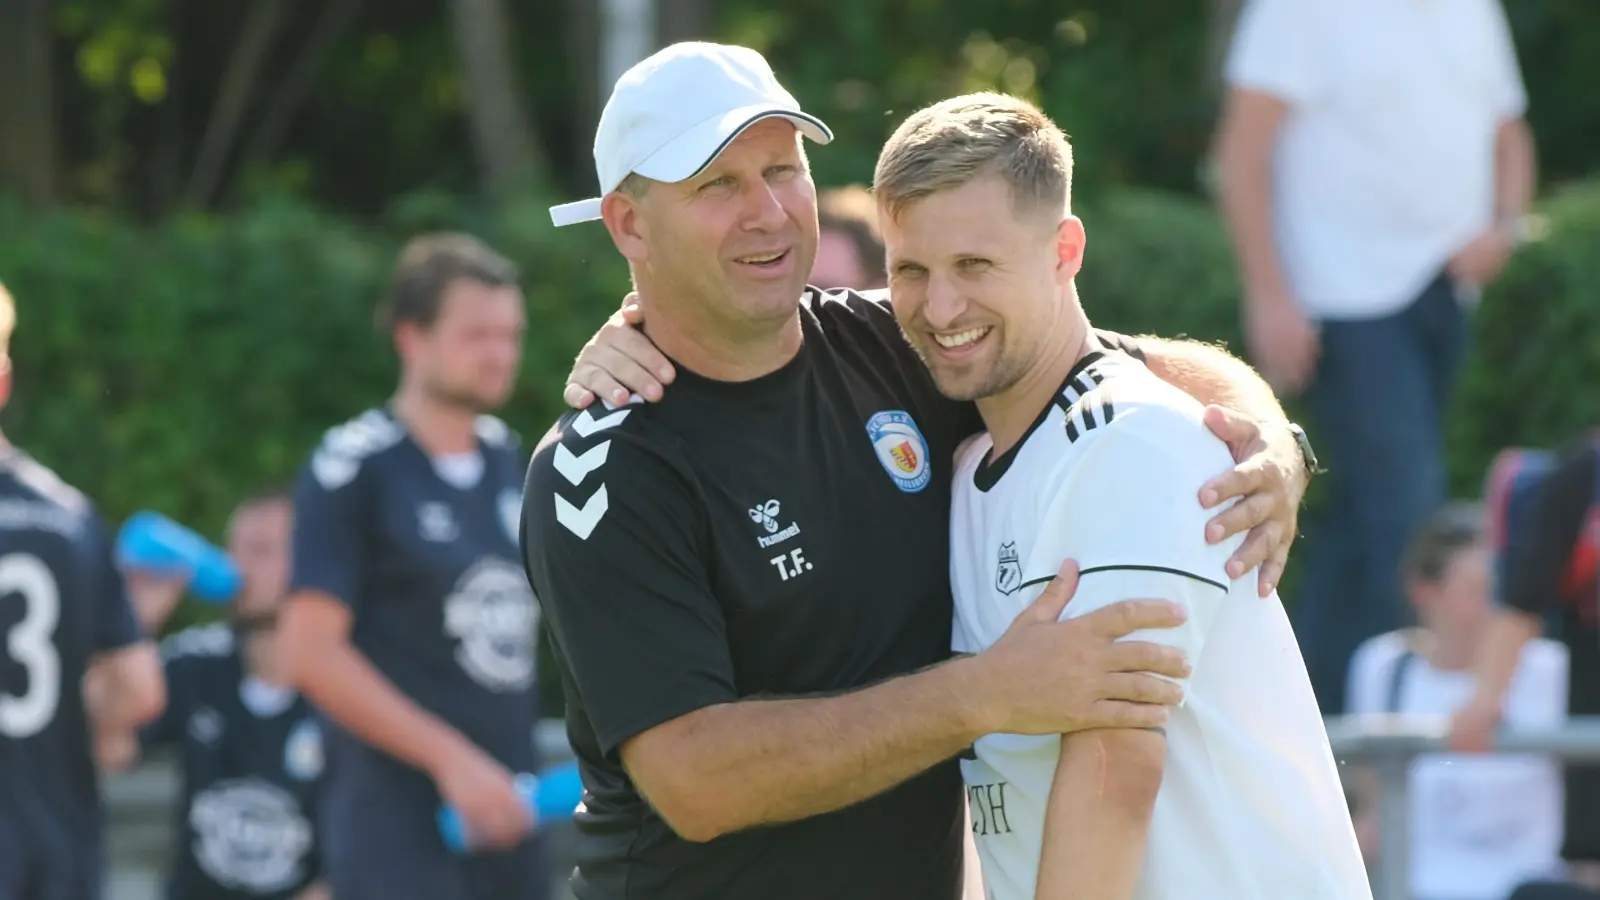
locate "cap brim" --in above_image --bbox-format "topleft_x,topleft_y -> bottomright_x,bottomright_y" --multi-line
548,105 -> 833,228
635,104 -> 833,185
550,199 -> 603,227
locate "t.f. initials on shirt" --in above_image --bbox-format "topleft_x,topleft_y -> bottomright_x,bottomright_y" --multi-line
769,547 -> 811,581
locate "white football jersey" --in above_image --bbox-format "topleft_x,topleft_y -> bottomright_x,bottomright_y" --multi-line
950,350 -> 1371,900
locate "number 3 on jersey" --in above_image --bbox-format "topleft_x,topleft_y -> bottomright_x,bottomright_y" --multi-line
0,553 -> 61,738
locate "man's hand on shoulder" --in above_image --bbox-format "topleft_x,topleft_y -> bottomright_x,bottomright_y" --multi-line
1196,406 -> 1313,597
564,297 -> 675,410
963,562 -> 1191,737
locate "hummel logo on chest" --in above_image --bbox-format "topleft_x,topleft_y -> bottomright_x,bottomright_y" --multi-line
749,498 -> 802,548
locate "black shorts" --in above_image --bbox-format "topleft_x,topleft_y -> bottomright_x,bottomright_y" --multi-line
327,833 -> 552,900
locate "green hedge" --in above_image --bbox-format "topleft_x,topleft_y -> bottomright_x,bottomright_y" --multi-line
1,177 -> 1597,632
0,193 -> 628,538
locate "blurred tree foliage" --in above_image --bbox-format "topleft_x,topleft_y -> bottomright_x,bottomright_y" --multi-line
721,1 -> 1218,203
2,0 -> 1596,216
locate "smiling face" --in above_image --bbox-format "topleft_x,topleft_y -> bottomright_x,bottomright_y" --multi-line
882,174 -> 1084,401
874,93 -> 1082,402
606,118 -> 819,335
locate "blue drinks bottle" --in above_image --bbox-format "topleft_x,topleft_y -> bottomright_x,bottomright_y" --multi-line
438,762 -> 584,854
116,511 -> 241,603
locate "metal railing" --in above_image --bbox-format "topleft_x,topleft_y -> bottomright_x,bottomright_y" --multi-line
1327,713 -> 1600,900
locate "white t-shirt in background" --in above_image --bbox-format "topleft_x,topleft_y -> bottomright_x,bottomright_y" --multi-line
1347,631 -> 1568,900
950,351 -> 1371,900
1225,0 -> 1527,319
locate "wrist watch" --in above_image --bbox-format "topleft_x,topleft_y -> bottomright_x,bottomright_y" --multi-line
1286,422 -> 1322,477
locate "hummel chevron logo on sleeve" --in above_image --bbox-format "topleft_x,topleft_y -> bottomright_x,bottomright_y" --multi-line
553,442 -> 611,486
555,485 -> 609,540
571,407 -> 631,438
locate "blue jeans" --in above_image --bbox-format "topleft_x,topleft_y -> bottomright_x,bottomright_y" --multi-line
1292,273 -> 1469,714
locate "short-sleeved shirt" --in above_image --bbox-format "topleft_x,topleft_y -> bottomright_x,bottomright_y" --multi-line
1225,0 -> 1526,318
949,351 -> 1370,900
1500,438 -> 1600,861
290,410 -> 540,865
1347,630 -> 1567,900
0,448 -> 144,861
141,623 -> 324,900
524,290 -> 982,899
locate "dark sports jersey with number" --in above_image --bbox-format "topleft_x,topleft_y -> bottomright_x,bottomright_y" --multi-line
0,448 -> 144,896
140,623 -> 323,900
521,289 -> 1144,900
290,409 -> 541,867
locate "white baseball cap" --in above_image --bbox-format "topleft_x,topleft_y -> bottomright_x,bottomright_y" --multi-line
549,42 -> 833,227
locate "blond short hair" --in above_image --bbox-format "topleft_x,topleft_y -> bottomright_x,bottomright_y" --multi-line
873,92 -> 1073,222
0,279 -> 14,362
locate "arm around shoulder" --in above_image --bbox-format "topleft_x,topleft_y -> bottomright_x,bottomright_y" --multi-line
1135,338 -> 1287,425
525,425 -> 993,842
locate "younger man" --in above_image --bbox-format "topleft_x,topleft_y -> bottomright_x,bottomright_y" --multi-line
874,93 -> 1371,899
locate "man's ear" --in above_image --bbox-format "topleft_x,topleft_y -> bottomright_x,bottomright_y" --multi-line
602,192 -> 650,264
392,321 -> 425,363
1055,215 -> 1086,281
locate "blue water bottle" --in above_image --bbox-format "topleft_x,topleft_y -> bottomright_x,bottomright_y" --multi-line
438,762 -> 584,854
116,511 -> 241,603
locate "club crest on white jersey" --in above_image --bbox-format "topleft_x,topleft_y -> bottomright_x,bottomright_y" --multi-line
995,541 -> 1022,595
